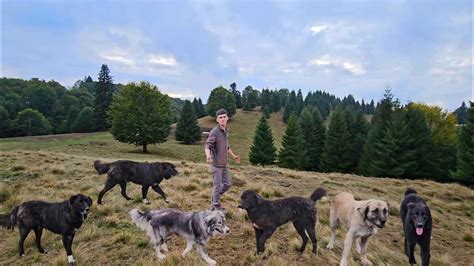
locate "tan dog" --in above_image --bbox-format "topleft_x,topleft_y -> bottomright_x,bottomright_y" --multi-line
326,192 -> 389,266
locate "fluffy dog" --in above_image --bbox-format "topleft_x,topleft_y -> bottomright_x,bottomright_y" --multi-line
326,192 -> 389,266
94,160 -> 178,205
0,194 -> 92,265
130,208 -> 229,266
238,187 -> 327,255
400,188 -> 432,266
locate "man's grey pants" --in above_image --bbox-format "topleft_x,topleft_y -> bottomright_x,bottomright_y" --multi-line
211,166 -> 232,208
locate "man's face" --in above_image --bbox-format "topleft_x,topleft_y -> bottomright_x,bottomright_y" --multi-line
216,113 -> 228,127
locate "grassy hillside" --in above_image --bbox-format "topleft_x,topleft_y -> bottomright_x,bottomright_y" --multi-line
0,110 -> 473,265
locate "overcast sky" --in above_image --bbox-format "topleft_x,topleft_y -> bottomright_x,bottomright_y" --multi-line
1,0 -> 472,110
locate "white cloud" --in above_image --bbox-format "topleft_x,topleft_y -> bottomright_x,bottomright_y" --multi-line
101,55 -> 134,65
308,57 -> 366,75
310,25 -> 328,35
148,55 -> 178,66
342,62 -> 366,75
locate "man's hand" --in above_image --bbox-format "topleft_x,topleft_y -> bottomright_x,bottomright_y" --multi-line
233,155 -> 240,164
207,156 -> 213,164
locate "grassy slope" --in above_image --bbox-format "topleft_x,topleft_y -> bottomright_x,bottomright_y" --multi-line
0,109 -> 473,265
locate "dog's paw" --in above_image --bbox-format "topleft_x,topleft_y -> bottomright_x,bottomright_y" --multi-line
156,253 -> 166,260
164,199 -> 170,203
19,253 -> 25,257
40,249 -> 47,254
326,243 -> 334,250
362,259 -> 373,266
142,199 -> 150,205
208,259 -> 217,266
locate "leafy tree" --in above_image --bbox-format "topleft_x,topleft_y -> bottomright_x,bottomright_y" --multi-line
320,107 -> 352,173
71,107 -> 95,133
175,100 -> 201,144
249,116 -> 277,166
242,86 -> 259,111
230,82 -> 242,108
299,106 -> 325,171
94,64 -> 114,131
278,115 -> 307,170
109,81 -> 172,153
452,102 -> 474,185
14,108 -> 52,136
207,86 -> 236,117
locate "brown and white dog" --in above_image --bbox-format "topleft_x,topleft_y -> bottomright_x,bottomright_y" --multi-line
326,192 -> 389,266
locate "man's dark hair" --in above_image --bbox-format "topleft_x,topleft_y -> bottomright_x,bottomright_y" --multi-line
216,108 -> 227,117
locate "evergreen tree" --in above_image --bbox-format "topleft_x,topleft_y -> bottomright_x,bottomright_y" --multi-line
109,81 -> 172,153
207,86 -> 236,117
350,111 -> 369,172
0,107 -> 12,137
283,90 -> 297,123
358,88 -> 399,175
371,110 -> 416,178
270,91 -> 281,112
94,64 -> 114,131
260,89 -> 272,109
320,107 -> 352,173
242,85 -> 259,111
192,97 -> 206,118
299,106 -> 326,171
230,82 -> 242,108
176,100 -> 201,144
71,107 -> 95,133
14,108 -> 52,136
454,101 -> 468,124
262,106 -> 271,119
404,105 -> 434,178
249,116 -> 277,166
278,115 -> 307,170
452,102 -> 474,185
296,89 -> 304,115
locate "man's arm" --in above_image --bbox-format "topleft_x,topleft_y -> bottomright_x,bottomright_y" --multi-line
205,131 -> 216,164
228,148 -> 240,164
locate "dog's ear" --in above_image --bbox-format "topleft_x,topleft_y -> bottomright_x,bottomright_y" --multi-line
357,203 -> 369,218
87,196 -> 93,206
254,194 -> 262,205
69,194 -> 79,205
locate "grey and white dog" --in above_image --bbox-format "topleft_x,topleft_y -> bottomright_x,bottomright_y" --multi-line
130,208 -> 229,265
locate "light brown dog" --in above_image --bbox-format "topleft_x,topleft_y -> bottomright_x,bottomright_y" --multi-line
326,192 -> 389,266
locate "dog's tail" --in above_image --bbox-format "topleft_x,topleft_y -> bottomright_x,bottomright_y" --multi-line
404,188 -> 417,197
130,209 -> 151,232
94,160 -> 111,175
310,187 -> 327,203
0,206 -> 19,231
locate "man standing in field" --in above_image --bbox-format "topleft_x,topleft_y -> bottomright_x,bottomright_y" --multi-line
205,108 -> 240,211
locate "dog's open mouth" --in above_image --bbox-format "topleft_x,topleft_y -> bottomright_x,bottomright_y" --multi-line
416,227 -> 424,235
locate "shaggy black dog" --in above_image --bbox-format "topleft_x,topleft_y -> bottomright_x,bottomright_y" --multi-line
94,160 -> 178,205
238,187 -> 326,255
0,194 -> 92,264
400,188 -> 432,266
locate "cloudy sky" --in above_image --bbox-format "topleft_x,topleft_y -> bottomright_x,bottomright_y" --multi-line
1,0 -> 472,110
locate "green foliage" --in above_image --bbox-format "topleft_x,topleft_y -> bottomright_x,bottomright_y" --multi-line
14,108 -> 52,136
242,86 -> 259,111
94,64 -> 114,131
349,111 -> 369,172
371,110 -> 417,178
0,107 -> 12,137
299,106 -> 325,171
175,100 -> 201,144
109,81 -> 172,152
230,82 -> 242,108
455,101 -> 468,124
249,116 -> 277,166
278,115 -> 307,170
283,91 -> 297,123
192,97 -> 206,118
320,107 -> 352,173
207,86 -> 236,117
262,106 -> 271,119
453,102 -> 474,185
71,107 -> 95,133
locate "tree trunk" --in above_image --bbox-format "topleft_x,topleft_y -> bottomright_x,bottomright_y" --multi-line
142,144 -> 148,153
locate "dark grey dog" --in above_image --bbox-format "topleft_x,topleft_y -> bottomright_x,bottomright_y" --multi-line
400,188 -> 432,266
0,194 -> 92,265
94,160 -> 178,205
238,187 -> 326,255
130,208 -> 229,266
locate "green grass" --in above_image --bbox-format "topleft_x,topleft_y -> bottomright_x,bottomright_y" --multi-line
0,110 -> 473,265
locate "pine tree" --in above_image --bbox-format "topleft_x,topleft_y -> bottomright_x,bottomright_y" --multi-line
404,105 -> 434,179
358,88 -> 399,175
278,115 -> 307,169
270,91 -> 281,112
230,82 -> 242,108
176,100 -> 201,144
452,102 -> 474,185
94,64 -> 114,131
283,90 -> 297,123
299,106 -> 326,171
192,97 -> 206,118
454,101 -> 468,124
249,116 -> 277,166
371,110 -> 416,178
296,89 -> 304,115
320,107 -> 352,173
262,106 -> 271,119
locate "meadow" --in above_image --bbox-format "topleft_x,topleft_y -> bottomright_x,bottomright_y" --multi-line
0,110 -> 473,265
